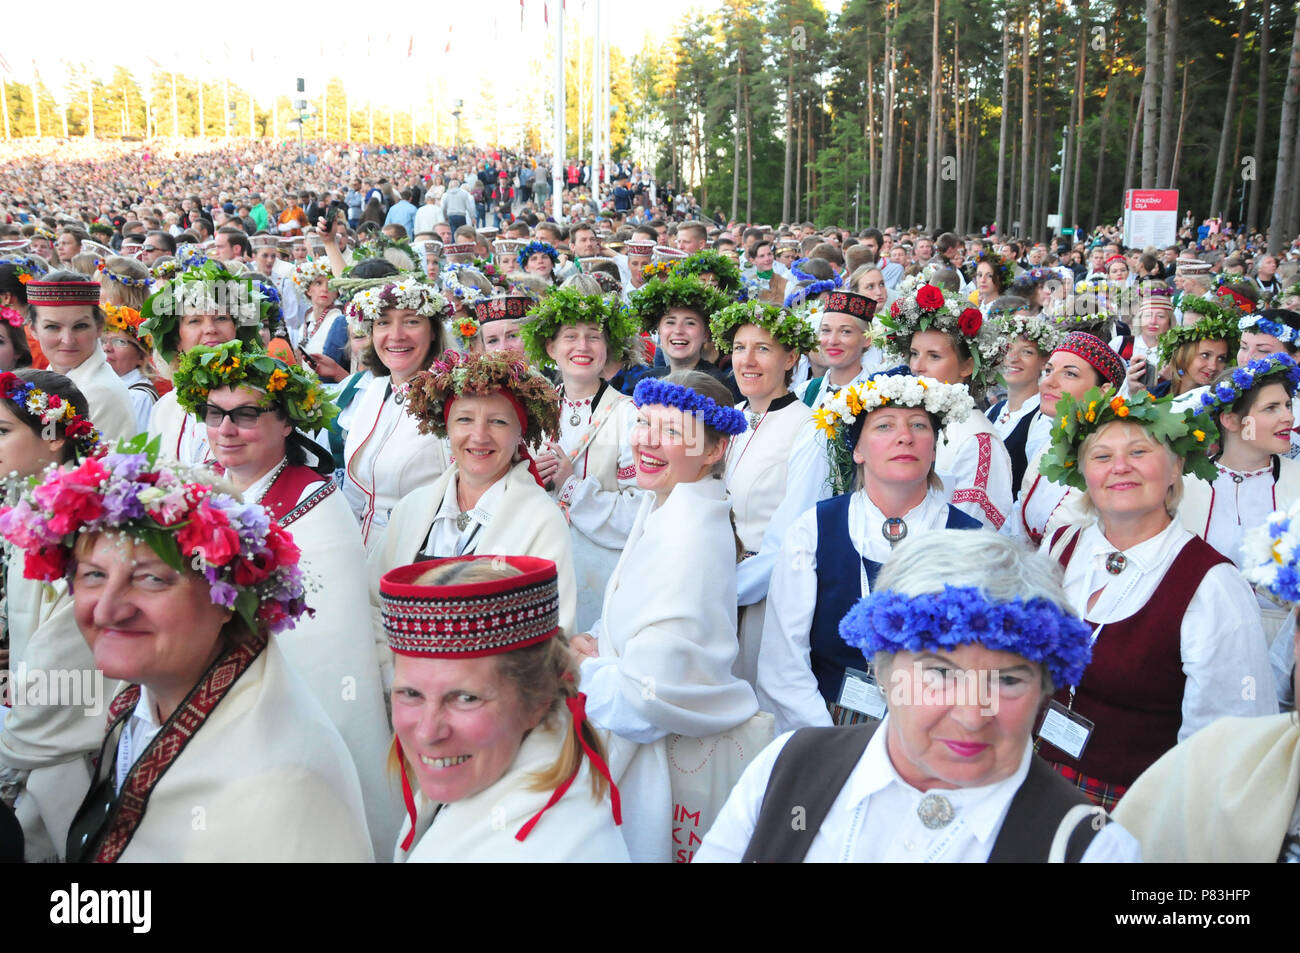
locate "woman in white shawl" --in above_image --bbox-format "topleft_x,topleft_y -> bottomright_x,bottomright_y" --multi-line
383,556 -> 626,862
367,349 -> 577,686
877,281 -> 1013,530
710,299 -> 818,686
523,286 -> 648,632
0,370 -> 108,861
171,339 -> 398,858
26,273 -> 136,441
0,451 -> 371,862
572,372 -> 764,863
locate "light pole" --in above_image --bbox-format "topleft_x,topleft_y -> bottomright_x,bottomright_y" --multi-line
452,99 -> 463,150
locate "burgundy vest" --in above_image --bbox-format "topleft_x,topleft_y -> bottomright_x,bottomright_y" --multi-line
1042,526 -> 1229,788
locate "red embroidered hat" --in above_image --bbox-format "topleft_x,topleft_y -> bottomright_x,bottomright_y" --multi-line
472,292 -> 534,323
443,241 -> 477,256
380,556 -> 560,658
1052,331 -> 1125,388
624,240 -> 655,257
25,279 -> 100,308
824,290 -> 877,322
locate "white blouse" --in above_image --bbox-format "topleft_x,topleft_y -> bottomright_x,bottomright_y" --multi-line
1048,519 -> 1277,741
757,488 -> 957,733
342,377 -> 450,551
988,393 -> 1040,441
695,720 -> 1143,863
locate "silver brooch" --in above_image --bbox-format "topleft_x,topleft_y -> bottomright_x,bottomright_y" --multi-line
916,793 -> 955,830
1105,552 -> 1127,575
455,512 -> 472,532
882,517 -> 908,545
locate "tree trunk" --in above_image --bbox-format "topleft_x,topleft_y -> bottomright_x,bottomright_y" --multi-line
1009,126 -> 1020,229
1211,1 -> 1250,218
910,111 -> 922,229
744,82 -> 754,222
1018,8 -> 1031,236
1268,2 -> 1300,254
1287,110 -> 1300,237
925,0 -> 941,232
1157,0 -> 1178,187
731,60 -> 741,222
1170,59 -> 1191,188
794,94 -> 803,220
995,14 -> 1011,236
1030,23 -> 1044,237
1249,0 -> 1271,235
782,47 -> 793,223
1058,69 -> 1077,237
1091,82 -> 1119,227
1229,104 -> 1246,221
1141,0 -> 1160,188
866,45 -> 877,226
1071,0 -> 1089,229
878,5 -> 895,227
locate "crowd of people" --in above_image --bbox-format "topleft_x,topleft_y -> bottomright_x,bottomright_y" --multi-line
0,135 -> 1295,865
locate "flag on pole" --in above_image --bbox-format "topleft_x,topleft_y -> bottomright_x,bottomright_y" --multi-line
544,2 -> 548,26
520,0 -> 525,28
408,36 -> 414,57
445,25 -> 453,54
0,53 -> 12,75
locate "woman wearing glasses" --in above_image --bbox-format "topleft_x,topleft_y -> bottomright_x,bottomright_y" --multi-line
171,340 -> 398,857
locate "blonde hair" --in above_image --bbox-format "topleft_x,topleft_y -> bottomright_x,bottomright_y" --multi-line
96,255 -> 152,310
388,559 -> 610,801
1077,419 -> 1185,518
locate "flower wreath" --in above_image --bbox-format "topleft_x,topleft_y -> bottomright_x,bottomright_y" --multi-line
1040,385 -> 1218,492
291,258 -> 333,292
1214,275 -> 1258,314
0,434 -> 310,635
173,340 -> 339,432
895,263 -> 949,298
879,283 -> 1008,387
710,300 -> 818,354
0,256 -> 46,285
641,261 -> 674,282
346,234 -> 419,273
996,314 -> 1066,356
518,287 -> 641,369
440,264 -> 491,306
516,241 -> 560,270
1156,312 -> 1241,369
94,259 -> 153,289
973,249 -> 1014,290
632,378 -> 747,436
784,274 -> 843,310
0,371 -> 104,458
787,258 -> 821,283
405,349 -> 560,442
1196,352 -> 1300,420
839,584 -> 1094,688
140,260 -> 277,365
344,276 -> 450,327
0,306 -> 23,328
811,375 -> 974,494
1239,310 -> 1300,346
626,273 -> 730,335
102,303 -> 153,351
1242,499 -> 1300,604
670,250 -> 743,295
1283,280 -> 1300,302
451,315 -> 481,349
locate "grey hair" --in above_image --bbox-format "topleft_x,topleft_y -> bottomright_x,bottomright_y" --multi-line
560,273 -> 604,295
872,530 -> 1078,691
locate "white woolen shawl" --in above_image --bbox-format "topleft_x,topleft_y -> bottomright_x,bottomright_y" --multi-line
580,477 -> 760,863
65,342 -> 139,442
395,717 -> 629,863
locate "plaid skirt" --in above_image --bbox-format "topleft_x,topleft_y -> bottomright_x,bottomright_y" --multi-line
1048,762 -> 1129,810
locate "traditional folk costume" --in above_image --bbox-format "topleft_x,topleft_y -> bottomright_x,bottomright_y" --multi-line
1006,332 -> 1128,546
519,289 -> 649,632
985,314 -> 1067,498
758,376 -> 987,733
0,452 -> 373,862
580,380 -> 765,863
171,341 -> 398,858
710,299 -> 821,686
26,280 -> 137,440
699,533 -> 1142,863
340,276 -> 455,551
1178,353 -> 1300,637
367,351 -> 576,687
876,280 -> 1014,530
381,558 -> 627,863
1035,386 -> 1277,809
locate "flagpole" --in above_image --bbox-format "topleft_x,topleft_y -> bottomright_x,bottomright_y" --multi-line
2,79 -> 11,141
170,71 -> 178,137
552,1 -> 565,223
32,67 -> 41,139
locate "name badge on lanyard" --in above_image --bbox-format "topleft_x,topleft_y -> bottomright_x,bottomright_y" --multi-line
838,666 -> 888,720
1037,699 -> 1094,760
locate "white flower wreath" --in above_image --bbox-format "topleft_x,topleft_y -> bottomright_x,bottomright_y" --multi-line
345,276 -> 448,328
811,374 -> 974,442
291,259 -> 333,292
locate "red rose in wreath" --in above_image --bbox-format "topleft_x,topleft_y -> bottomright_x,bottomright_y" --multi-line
958,308 -> 983,337
915,284 -> 944,310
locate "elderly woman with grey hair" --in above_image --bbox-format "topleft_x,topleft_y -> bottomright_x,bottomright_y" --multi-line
696,530 -> 1143,863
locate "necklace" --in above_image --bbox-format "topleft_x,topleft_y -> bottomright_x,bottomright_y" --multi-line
916,793 -> 955,830
563,395 -> 594,428
252,459 -> 289,506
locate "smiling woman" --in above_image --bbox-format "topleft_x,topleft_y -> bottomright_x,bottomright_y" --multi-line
697,531 -> 1143,864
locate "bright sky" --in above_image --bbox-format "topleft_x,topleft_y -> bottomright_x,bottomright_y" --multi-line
11,0 -> 839,111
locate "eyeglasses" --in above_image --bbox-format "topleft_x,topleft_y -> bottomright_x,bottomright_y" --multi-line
197,403 -> 277,428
